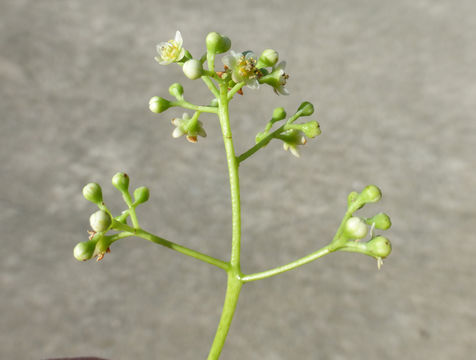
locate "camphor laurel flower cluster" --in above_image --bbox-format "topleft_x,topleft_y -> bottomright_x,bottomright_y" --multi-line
75,30 -> 393,360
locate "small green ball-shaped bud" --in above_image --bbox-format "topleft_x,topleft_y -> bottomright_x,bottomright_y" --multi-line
206,32 -> 231,54
112,172 -> 129,193
168,83 -> 184,98
149,96 -> 171,113
366,236 -> 392,258
183,59 -> 203,80
347,191 -> 359,207
344,216 -> 368,239
133,186 -> 150,205
209,98 -> 219,107
257,49 -> 279,68
272,107 -> 286,122
366,213 -> 392,230
89,210 -> 112,232
300,121 -> 321,138
297,101 -> 314,117
359,185 -> 382,203
74,240 -> 96,261
82,182 -> 103,204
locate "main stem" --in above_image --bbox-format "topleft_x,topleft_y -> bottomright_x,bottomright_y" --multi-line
206,83 -> 244,360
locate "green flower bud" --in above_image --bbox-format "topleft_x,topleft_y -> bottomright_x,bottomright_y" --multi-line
257,49 -> 279,68
112,172 -> 129,193
297,101 -> 314,116
149,96 -> 171,113
366,213 -> 391,230
300,121 -> 321,138
89,210 -> 112,232
168,83 -> 184,99
133,186 -> 150,205
206,32 -> 231,54
366,236 -> 392,258
272,107 -> 286,122
94,235 -> 112,258
343,216 -> 368,239
183,59 -> 203,80
82,182 -> 103,205
74,240 -> 96,261
359,185 -> 382,203
347,191 -> 359,207
209,98 -> 219,107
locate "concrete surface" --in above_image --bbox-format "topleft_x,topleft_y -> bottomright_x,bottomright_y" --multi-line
1,0 -> 475,359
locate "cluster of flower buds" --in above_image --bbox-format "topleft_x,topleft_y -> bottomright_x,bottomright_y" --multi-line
333,185 -> 392,268
255,102 -> 320,157
74,173 -> 150,262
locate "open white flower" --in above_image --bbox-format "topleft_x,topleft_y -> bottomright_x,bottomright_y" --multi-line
259,61 -> 289,95
171,113 -> 207,143
222,51 -> 260,89
155,31 -> 186,65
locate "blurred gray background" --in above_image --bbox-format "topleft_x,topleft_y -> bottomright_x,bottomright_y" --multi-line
1,0 -> 475,359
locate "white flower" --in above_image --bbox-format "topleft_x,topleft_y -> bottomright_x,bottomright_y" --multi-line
259,61 -> 289,95
278,129 -> 306,158
222,51 -> 260,89
171,113 -> 207,143
155,31 -> 186,65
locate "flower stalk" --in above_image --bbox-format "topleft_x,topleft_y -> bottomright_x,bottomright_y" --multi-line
76,30 -> 393,360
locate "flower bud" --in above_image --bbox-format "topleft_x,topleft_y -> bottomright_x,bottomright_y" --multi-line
112,172 -> 129,193
257,49 -> 279,68
300,121 -> 321,138
133,186 -> 150,205
366,236 -> 392,258
272,107 -> 286,122
89,210 -> 112,233
149,96 -> 171,113
343,217 -> 368,239
209,98 -> 219,107
74,240 -> 96,261
297,101 -> 314,116
359,185 -> 382,203
206,32 -> 231,54
366,213 -> 391,230
347,191 -> 359,207
168,83 -> 184,99
183,59 -> 203,80
82,182 -> 103,205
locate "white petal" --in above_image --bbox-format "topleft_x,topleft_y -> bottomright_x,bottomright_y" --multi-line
276,61 -> 286,71
175,31 -> 183,47
244,51 -> 257,60
277,86 -> 290,95
172,127 -> 185,138
177,48 -> 185,61
290,146 -> 300,158
222,54 -> 236,68
246,78 -> 260,89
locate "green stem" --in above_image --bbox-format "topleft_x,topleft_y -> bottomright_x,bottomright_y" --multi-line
218,84 -> 242,268
240,245 -> 333,282
207,273 -> 242,360
206,82 -> 244,359
227,82 -> 245,100
171,100 -> 218,114
121,193 -> 140,228
237,124 -> 285,163
112,220 -> 229,271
